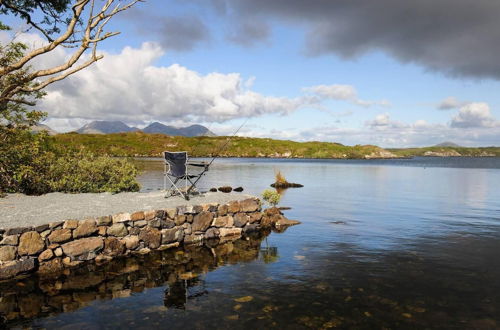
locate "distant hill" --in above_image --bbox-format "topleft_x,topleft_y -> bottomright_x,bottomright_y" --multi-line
31,124 -> 58,136
434,141 -> 462,147
76,121 -> 139,134
75,120 -> 216,137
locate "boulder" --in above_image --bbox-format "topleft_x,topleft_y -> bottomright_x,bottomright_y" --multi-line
0,246 -> 17,261
61,237 -> 104,261
103,237 -> 126,257
239,198 -> 260,212
243,223 -> 259,233
192,211 -> 214,232
131,211 -> 145,221
107,223 -> 128,237
0,259 -> 36,280
219,227 -> 242,237
96,216 -> 112,226
165,208 -> 177,219
175,215 -> 186,226
204,227 -> 220,239
212,215 -> 234,228
112,213 -> 131,223
122,236 -> 140,250
38,249 -> 54,261
233,187 -> 244,192
5,227 -> 31,236
138,227 -> 161,249
63,219 -> 79,229
227,201 -> 240,213
144,210 -> 156,221
249,212 -> 263,224
202,203 -> 219,212
233,213 -> 249,228
34,224 -> 49,233
0,234 -> 19,245
161,227 -> 184,244
184,234 -> 203,244
218,186 -> 232,193
48,228 -> 72,244
73,219 -> 97,238
18,231 -> 45,255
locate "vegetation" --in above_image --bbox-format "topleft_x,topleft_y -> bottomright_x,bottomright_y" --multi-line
51,132 -> 391,159
0,0 -> 141,196
275,171 -> 287,185
388,146 -> 500,157
0,129 -> 140,195
262,189 -> 281,207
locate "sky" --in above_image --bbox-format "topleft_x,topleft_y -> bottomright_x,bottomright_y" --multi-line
4,0 -> 500,147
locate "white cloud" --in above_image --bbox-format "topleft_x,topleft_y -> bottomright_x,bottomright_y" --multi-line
438,96 -> 463,110
304,84 -> 390,108
450,103 -> 499,128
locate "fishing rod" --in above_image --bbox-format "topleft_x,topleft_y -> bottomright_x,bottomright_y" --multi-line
207,118 -> 248,167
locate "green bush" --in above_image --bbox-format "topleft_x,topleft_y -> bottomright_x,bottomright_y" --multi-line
0,128 -> 140,195
262,189 -> 281,207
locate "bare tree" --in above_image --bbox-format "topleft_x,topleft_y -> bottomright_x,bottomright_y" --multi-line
0,0 -> 141,120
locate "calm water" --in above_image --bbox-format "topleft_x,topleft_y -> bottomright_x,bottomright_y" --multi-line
2,157 -> 500,329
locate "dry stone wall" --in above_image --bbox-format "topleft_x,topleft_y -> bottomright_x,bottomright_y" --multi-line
0,198 -> 295,280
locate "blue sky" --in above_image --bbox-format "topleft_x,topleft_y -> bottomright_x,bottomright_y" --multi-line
7,0 -> 500,147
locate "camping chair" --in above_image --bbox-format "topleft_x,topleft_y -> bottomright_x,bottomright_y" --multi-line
163,151 -> 209,200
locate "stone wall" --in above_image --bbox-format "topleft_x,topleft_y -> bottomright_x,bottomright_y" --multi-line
0,198 -> 296,280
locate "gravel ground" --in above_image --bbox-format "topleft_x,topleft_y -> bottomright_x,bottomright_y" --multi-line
0,192 -> 253,230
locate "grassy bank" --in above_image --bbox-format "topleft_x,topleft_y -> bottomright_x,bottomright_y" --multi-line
388,146 -> 500,157
52,132 -> 392,159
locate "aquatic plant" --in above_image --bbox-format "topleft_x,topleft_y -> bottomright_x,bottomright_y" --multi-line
275,170 -> 288,185
262,189 -> 281,207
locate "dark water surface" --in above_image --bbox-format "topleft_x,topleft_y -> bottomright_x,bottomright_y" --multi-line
2,157 -> 500,329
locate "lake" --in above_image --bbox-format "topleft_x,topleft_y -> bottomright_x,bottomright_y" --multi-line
2,157 -> 500,329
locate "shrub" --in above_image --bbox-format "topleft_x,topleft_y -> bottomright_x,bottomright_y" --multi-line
0,128 -> 140,195
275,170 -> 288,185
262,189 -> 281,207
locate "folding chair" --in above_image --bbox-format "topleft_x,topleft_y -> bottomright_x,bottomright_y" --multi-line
163,151 -> 209,200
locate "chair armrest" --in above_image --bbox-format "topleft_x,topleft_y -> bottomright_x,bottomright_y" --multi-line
187,161 -> 209,169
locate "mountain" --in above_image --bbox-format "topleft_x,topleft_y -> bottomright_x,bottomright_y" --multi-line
434,141 -> 462,147
76,121 -> 139,134
142,122 -> 215,137
31,124 -> 58,136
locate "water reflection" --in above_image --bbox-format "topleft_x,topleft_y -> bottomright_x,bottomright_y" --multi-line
0,230 -> 277,328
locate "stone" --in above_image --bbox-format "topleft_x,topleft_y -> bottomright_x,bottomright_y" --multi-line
144,210 -> 156,220
233,213 -> 249,228
260,216 -> 273,228
158,242 -> 180,250
243,223 -> 259,233
54,247 -> 63,257
204,227 -> 220,239
219,228 -> 242,237
161,227 -> 184,244
133,220 -> 147,227
164,219 -> 175,229
165,208 -> 177,219
138,227 -> 161,249
61,237 -> 104,261
218,204 -> 228,216
40,230 -> 51,238
202,203 -> 219,212
107,223 -> 128,237
98,226 -> 107,236
122,236 -> 139,250
264,207 -> 282,216
103,237 -> 126,257
218,186 -> 232,193
192,205 -> 203,213
128,227 -> 140,235
175,215 -> 186,226
38,249 -> 54,261
62,257 -> 82,267
112,213 -> 131,223
249,212 -> 263,223
184,234 -> 203,244
155,210 -> 166,219
131,211 -> 145,221
48,229 -> 72,244
275,217 -> 301,227
34,224 -> 49,233
38,258 -> 64,275
176,205 -> 190,215
63,220 -> 79,229
192,211 -> 214,232
227,201 -> 240,213
49,221 -> 64,229
138,247 -> 150,254
0,259 -> 36,280
5,227 -> 31,236
239,198 -> 260,212
0,234 -> 19,245
18,231 -> 45,255
95,255 -> 113,265
148,218 -> 164,228
209,187 -> 217,192
0,246 -> 17,261
96,216 -> 112,226
182,223 -> 192,235
233,187 -> 244,192
186,215 -> 193,223
73,219 -> 97,238
213,215 -> 234,228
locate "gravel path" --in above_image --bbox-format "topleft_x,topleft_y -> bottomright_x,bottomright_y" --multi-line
0,192 -> 253,230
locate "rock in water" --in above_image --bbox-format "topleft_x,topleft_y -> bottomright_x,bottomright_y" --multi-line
233,187 -> 244,192
209,187 -> 218,192
218,186 -> 232,193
